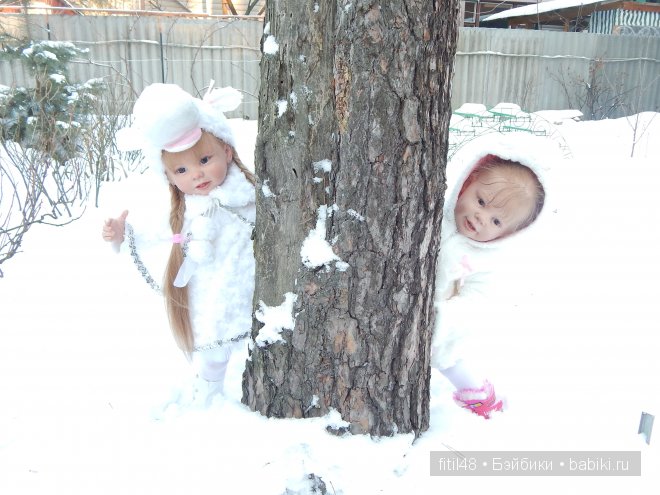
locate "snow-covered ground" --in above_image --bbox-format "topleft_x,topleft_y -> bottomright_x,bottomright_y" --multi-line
1,111 -> 658,494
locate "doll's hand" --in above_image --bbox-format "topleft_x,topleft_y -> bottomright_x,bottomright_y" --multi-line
102,210 -> 129,244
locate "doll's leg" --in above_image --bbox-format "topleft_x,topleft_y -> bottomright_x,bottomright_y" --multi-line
441,360 -> 503,419
201,359 -> 228,398
198,355 -> 230,406
440,359 -> 483,390
188,348 -> 232,407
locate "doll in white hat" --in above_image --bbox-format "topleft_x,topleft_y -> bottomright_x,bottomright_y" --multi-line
102,83 -> 255,408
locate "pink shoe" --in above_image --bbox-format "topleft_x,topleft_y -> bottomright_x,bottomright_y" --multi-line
453,381 -> 503,419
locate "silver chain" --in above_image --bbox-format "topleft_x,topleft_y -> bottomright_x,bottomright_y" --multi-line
193,331 -> 251,352
125,203 -> 255,351
213,201 -> 255,232
126,223 -> 162,293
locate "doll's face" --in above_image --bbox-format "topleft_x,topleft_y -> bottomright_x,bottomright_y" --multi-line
454,167 -> 536,242
162,132 -> 233,195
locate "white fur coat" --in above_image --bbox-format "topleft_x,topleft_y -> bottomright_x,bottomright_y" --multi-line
431,133 -> 560,370
119,164 -> 255,380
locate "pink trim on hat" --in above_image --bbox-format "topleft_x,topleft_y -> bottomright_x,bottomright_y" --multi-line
163,127 -> 202,153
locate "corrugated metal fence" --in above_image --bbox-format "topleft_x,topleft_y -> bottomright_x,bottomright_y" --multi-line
1,14 -> 264,119
1,15 -> 659,119
590,8 -> 660,35
454,28 -> 660,119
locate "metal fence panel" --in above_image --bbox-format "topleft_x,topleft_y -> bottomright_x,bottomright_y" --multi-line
1,14 -> 263,119
1,16 -> 659,120
452,28 -> 660,118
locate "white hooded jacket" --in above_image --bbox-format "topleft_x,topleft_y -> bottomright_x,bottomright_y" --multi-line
431,133 -> 560,370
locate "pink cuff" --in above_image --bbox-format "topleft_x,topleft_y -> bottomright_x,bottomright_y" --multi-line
453,380 -> 503,419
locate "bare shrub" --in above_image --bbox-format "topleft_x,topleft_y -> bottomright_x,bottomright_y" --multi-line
550,57 -> 635,120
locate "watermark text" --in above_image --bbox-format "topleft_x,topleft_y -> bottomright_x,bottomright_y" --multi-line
430,451 -> 641,476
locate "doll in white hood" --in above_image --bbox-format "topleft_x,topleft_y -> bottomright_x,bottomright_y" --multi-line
432,133 -> 557,419
101,83 -> 255,407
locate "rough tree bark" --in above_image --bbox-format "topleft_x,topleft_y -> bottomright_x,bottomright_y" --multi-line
242,0 -> 459,436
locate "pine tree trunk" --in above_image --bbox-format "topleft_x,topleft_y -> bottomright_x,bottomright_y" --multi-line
242,0 -> 459,436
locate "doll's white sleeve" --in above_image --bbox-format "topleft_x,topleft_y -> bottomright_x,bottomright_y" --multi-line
431,271 -> 493,371
117,221 -> 149,257
113,215 -> 172,292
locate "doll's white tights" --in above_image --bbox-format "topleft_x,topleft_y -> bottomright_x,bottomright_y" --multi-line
200,359 -> 229,388
440,359 -> 483,391
193,359 -> 229,406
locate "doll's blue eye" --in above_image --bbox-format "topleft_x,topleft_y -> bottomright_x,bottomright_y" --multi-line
478,198 -> 486,206
200,156 -> 210,165
176,167 -> 186,174
493,218 -> 501,227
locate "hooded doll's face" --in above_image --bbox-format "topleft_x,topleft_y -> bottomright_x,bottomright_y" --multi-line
454,167 -> 536,242
162,132 -> 233,195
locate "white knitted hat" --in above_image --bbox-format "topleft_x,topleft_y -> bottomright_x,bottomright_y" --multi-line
116,83 -> 242,176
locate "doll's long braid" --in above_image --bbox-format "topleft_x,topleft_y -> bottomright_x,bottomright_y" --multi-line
164,184 -> 194,355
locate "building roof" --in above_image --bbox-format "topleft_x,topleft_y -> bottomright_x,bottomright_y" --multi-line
483,0 -> 660,31
483,0 -> 613,21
